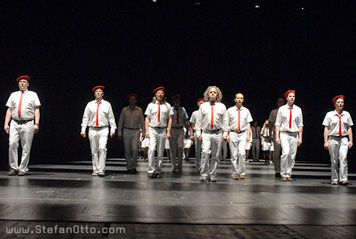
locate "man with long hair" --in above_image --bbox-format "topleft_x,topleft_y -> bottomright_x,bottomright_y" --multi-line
196,86 -> 228,182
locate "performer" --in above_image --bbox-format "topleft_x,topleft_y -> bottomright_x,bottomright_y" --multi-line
4,75 -> 41,176
227,93 -> 253,180
251,121 -> 261,162
144,86 -> 173,178
261,120 -> 271,165
275,90 -> 303,182
245,130 -> 253,163
322,95 -> 353,185
169,94 -> 189,172
190,98 -> 204,172
196,86 -> 228,182
117,93 -> 145,173
81,86 -> 116,177
268,98 -> 285,177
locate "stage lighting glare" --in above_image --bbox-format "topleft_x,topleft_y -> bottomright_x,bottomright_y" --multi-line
255,5 -> 260,9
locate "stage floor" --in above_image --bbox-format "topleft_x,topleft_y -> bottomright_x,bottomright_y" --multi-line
1,158 -> 356,238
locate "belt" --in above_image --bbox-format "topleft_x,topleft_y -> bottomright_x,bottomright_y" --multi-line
172,127 -> 183,129
329,135 -> 348,139
151,126 -> 165,129
203,129 -> 221,133
124,127 -> 139,130
230,130 -> 246,133
89,126 -> 108,129
12,119 -> 33,124
281,131 -> 298,136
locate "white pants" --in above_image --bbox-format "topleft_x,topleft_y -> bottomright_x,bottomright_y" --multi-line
148,127 -> 166,174
280,132 -> 298,178
169,128 -> 184,170
9,120 -> 34,172
329,136 -> 349,181
194,132 -> 202,170
123,128 -> 140,170
200,130 -> 222,177
89,127 -> 109,173
229,131 -> 247,176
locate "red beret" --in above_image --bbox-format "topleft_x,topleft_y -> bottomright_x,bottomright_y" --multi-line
172,94 -> 181,99
16,75 -> 30,82
284,90 -> 296,98
153,86 -> 165,93
127,93 -> 138,99
92,85 -> 105,92
332,95 -> 345,103
197,98 -> 205,102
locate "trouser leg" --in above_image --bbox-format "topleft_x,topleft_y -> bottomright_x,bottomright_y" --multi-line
9,121 -> 20,171
89,129 -> 100,173
229,133 -> 238,176
131,130 -> 140,169
176,129 -> 184,169
273,134 -> 281,173
123,129 -> 133,170
194,133 -> 202,170
18,121 -> 34,172
97,128 -> 108,173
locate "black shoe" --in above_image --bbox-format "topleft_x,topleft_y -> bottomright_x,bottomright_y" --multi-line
148,173 -> 155,178
132,169 -> 137,173
275,173 -> 281,178
154,173 -> 162,178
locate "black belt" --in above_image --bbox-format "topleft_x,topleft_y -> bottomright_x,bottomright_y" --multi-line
12,119 -> 33,124
204,129 -> 221,133
89,126 -> 108,129
329,135 -> 348,138
151,126 -> 165,129
230,130 -> 246,133
172,127 -> 183,129
124,127 -> 139,130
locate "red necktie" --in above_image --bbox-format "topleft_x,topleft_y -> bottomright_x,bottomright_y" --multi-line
158,103 -> 161,123
211,103 -> 214,125
96,102 -> 101,127
18,91 -> 24,116
238,108 -> 241,132
289,108 -> 292,129
337,114 -> 343,137
176,108 -> 179,125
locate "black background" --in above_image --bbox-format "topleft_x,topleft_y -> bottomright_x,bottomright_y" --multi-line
1,1 -> 355,170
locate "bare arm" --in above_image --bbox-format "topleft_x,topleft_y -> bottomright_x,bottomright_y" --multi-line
324,126 -> 330,150
145,116 -> 150,138
348,126 -> 353,149
4,108 -> 12,134
166,115 -> 172,139
275,126 -> 281,144
34,106 -> 40,134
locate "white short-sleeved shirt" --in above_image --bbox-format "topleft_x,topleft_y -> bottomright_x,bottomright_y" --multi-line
145,101 -> 174,127
81,99 -> 117,132
6,90 -> 41,120
275,104 -> 303,132
171,106 -> 189,127
227,106 -> 253,132
322,110 -> 353,137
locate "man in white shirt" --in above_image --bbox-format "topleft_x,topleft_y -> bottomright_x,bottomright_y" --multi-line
190,98 -> 204,172
268,98 -> 285,177
323,95 -> 353,185
4,75 -> 41,176
275,90 -> 303,182
170,94 -> 189,173
81,86 -> 116,177
196,86 -> 228,182
227,93 -> 253,180
117,93 -> 145,173
145,86 -> 173,178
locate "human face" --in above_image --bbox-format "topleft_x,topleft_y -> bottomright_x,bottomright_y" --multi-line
128,96 -> 137,106
234,93 -> 244,107
286,93 -> 295,106
18,79 -> 29,91
197,100 -> 204,108
208,87 -> 217,102
173,97 -> 180,106
277,98 -> 285,108
155,90 -> 165,102
334,99 -> 344,112
94,89 -> 104,100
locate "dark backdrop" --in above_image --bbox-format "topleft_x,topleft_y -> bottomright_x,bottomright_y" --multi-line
1,1 -> 355,170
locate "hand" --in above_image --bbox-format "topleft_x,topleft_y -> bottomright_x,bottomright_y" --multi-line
166,132 -> 171,139
246,135 -> 250,143
297,138 -> 302,147
190,135 -> 194,140
80,131 -> 86,138
197,135 -> 202,140
110,132 -> 115,138
226,135 -> 230,143
4,125 -> 9,134
145,132 -> 150,138
349,141 -> 353,149
324,142 -> 330,150
222,136 -> 227,142
276,137 -> 281,145
34,124 -> 39,134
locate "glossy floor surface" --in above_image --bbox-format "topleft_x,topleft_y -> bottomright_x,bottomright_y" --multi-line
1,158 -> 356,238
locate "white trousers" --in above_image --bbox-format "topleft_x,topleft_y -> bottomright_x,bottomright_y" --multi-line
123,128 -> 140,170
280,132 -> 298,178
229,131 -> 247,176
200,130 -> 222,177
147,127 -> 166,174
194,132 -> 202,170
169,128 -> 184,170
9,120 -> 34,172
329,136 -> 349,181
89,127 -> 109,173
